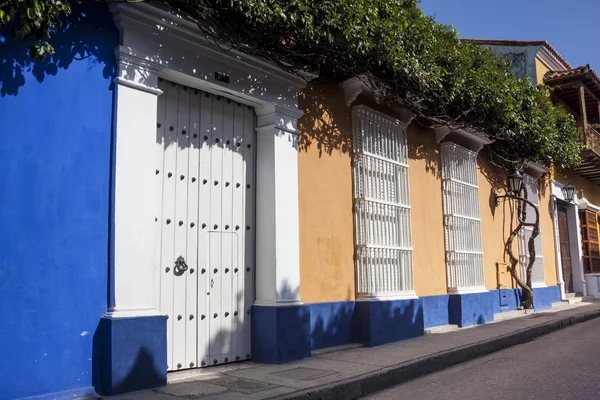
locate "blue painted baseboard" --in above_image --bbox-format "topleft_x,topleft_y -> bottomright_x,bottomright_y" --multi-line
533,285 -> 561,311
491,288 -> 522,314
310,301 -> 356,350
251,305 -> 311,364
422,295 -> 449,328
353,299 -> 424,346
252,287 -> 560,364
18,386 -> 98,400
449,292 -> 494,327
99,315 -> 167,395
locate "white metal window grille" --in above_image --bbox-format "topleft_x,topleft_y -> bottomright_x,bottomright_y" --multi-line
352,106 -> 414,298
518,175 -> 545,286
440,142 -> 485,293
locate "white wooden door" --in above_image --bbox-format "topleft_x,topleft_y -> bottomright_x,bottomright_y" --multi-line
156,79 -> 255,371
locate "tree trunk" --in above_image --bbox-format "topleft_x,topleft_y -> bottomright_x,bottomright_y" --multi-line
503,186 -> 540,310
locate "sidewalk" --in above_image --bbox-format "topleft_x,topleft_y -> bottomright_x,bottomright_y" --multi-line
108,301 -> 600,400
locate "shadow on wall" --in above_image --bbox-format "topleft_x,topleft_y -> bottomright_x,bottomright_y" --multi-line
297,82 -> 353,156
0,3 -> 116,96
407,122 -> 442,179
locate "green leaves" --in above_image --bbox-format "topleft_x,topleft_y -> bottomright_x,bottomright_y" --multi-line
0,0 -> 584,169
1,0 -> 72,60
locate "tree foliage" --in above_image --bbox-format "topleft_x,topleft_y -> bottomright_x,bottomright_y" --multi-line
0,0 -> 584,169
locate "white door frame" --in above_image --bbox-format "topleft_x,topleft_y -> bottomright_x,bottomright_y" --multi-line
551,180 -> 586,299
107,2 -> 308,323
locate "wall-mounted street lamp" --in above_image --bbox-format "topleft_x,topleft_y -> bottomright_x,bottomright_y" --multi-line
562,183 -> 576,203
495,169 -> 524,206
507,169 -> 524,195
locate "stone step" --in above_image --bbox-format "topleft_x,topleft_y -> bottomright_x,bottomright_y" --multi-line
311,343 -> 364,356
424,324 -> 460,334
562,296 -> 596,305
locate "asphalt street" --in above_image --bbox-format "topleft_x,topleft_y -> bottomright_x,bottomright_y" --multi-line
363,317 -> 600,400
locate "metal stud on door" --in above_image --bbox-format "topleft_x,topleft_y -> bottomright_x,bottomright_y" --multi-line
156,80 -> 255,371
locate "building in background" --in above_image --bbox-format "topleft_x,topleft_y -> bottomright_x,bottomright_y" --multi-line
468,40 -> 600,301
0,6 -> 594,400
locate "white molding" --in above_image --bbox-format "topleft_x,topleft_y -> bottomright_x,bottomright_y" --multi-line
110,3 -> 308,111
341,77 -> 368,106
578,191 -> 600,212
342,80 -> 416,126
356,291 -> 419,301
352,104 -> 415,127
585,274 -> 600,299
106,307 -> 165,318
448,286 -> 488,295
551,180 -> 587,296
433,126 -> 493,153
524,161 -> 550,178
537,45 -> 570,73
109,2 -> 309,312
551,195 -> 567,301
254,104 -> 303,307
110,68 -> 162,315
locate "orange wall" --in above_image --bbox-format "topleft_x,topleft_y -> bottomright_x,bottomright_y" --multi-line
535,56 -> 551,85
297,86 -> 559,303
477,157 -> 519,290
555,170 -> 600,207
407,125 -> 447,296
297,83 -> 355,303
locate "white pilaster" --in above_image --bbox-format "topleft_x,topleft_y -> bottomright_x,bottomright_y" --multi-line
254,104 -> 303,306
108,47 -> 163,317
551,195 -> 567,300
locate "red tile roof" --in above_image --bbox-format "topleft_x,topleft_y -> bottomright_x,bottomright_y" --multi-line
544,65 -> 594,81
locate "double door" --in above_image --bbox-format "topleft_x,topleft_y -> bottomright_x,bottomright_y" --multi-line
155,79 -> 255,370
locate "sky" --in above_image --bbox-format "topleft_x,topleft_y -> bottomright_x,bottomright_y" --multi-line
419,0 -> 600,71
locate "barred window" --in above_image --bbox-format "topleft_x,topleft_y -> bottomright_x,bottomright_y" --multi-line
440,142 -> 485,292
518,175 -> 545,287
352,106 -> 414,298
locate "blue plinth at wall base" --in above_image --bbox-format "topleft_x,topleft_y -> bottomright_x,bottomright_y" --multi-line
252,305 -> 311,364
99,315 -> 167,395
353,299 -> 424,347
448,292 -> 494,327
491,289 -> 522,314
422,295 -> 449,328
533,285 -> 561,311
309,302 -> 355,350
14,386 -> 98,400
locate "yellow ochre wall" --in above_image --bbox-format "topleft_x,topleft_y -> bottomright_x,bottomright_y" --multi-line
406,124 -> 447,296
477,157 -> 516,290
535,56 -> 551,85
297,83 -> 356,304
297,84 -> 560,304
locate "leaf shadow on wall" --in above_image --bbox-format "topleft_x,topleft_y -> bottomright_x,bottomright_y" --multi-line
0,3 -> 116,97
297,82 -> 353,156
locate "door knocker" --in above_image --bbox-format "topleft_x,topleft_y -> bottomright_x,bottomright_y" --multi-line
174,255 -> 189,275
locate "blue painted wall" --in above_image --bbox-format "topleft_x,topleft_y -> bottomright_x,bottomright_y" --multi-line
491,289 -> 522,314
533,285 -> 561,311
310,301 -> 355,350
422,295 -> 449,328
0,5 -> 117,399
449,292 -> 494,327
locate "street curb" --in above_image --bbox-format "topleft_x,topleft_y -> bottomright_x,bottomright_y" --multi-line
270,308 -> 600,400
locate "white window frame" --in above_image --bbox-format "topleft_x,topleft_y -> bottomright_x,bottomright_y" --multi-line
352,105 -> 415,300
518,174 -> 545,287
440,142 -> 486,294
